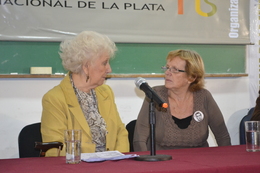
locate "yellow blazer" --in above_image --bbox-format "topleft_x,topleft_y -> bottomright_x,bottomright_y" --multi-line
41,73 -> 129,156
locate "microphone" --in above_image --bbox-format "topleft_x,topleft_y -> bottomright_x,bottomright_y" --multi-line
135,77 -> 168,108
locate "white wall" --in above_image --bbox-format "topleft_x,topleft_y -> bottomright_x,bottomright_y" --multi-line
0,76 -> 253,159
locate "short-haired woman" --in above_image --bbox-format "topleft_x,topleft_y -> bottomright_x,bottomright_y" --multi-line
133,49 -> 231,151
41,31 -> 129,156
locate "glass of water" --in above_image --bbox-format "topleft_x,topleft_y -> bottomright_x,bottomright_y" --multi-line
64,129 -> 82,164
245,121 -> 260,152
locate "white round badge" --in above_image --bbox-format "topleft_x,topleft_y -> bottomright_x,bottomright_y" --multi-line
193,111 -> 204,122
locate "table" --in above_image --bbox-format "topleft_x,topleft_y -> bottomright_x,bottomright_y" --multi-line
1,145 -> 260,173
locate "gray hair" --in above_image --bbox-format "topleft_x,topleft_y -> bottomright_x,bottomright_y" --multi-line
59,31 -> 117,73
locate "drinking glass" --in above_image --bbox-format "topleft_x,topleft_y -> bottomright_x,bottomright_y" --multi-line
245,121 -> 260,152
64,129 -> 82,164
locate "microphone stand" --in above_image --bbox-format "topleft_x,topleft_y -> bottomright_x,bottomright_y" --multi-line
135,97 -> 172,161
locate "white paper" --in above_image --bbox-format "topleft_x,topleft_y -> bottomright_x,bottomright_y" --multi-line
81,150 -> 139,162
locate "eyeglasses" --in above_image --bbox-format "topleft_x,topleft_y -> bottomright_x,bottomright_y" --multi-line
161,66 -> 185,73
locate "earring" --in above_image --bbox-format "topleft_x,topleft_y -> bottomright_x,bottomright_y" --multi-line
86,76 -> 89,82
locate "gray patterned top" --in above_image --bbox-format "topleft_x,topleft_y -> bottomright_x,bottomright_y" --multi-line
70,75 -> 107,152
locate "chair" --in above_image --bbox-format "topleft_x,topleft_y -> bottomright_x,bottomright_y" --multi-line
35,141 -> 63,157
18,122 -> 63,158
126,120 -> 136,152
239,107 -> 255,144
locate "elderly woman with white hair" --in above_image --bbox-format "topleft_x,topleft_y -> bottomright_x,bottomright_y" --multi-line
41,31 -> 129,156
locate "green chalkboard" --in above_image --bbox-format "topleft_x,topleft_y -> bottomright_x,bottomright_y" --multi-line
0,41 -> 246,75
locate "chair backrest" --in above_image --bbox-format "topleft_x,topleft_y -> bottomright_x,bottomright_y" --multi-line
126,120 -> 136,152
18,122 -> 42,158
18,122 -> 63,157
239,107 -> 255,145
